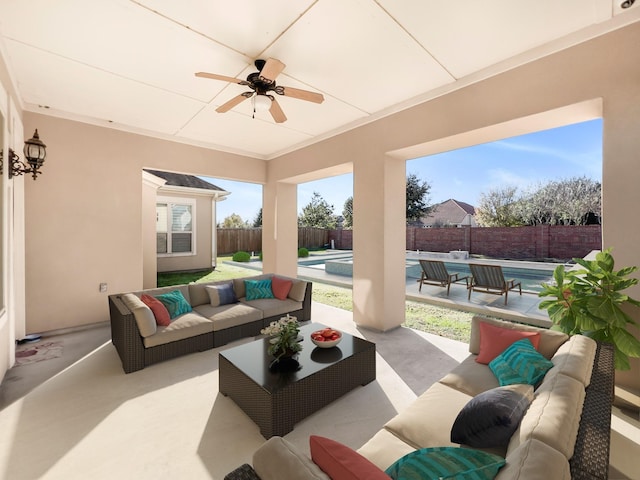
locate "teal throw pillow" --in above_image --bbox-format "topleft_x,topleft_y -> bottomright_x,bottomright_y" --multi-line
155,290 -> 192,319
489,338 -> 554,386
385,446 -> 505,480
245,279 -> 274,301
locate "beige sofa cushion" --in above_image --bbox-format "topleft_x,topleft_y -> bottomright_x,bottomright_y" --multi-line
121,293 -> 157,338
439,355 -> 500,397
497,439 -> 570,480
288,279 -> 308,302
253,437 -> 330,480
508,372 -> 585,459
548,334 -> 596,386
192,303 -> 263,331
357,428 -> 418,471
240,298 -> 303,318
384,382 -> 472,450
188,282 -> 220,307
469,316 -> 568,360
143,312 -> 213,348
142,312 -> 213,348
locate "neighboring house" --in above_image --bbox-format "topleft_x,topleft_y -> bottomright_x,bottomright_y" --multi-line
420,199 -> 477,227
143,169 -> 230,274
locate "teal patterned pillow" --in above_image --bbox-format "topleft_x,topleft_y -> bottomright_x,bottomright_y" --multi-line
245,279 -> 274,301
385,446 -> 505,480
489,338 -> 554,386
155,290 -> 192,319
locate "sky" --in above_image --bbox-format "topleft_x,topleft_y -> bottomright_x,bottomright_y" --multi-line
204,118 -> 603,224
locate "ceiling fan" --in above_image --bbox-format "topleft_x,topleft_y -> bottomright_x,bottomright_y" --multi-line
195,58 -> 324,123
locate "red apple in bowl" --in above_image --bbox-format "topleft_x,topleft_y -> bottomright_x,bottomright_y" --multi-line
310,328 -> 342,348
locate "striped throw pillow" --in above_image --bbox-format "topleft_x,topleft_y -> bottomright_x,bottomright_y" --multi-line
385,446 -> 505,480
245,279 -> 274,301
155,290 -> 192,319
489,338 -> 554,386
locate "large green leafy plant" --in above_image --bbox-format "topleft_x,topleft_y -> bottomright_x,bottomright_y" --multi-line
538,249 -> 640,370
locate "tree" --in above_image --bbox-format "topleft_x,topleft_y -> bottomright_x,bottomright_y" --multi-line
406,174 -> 433,223
219,213 -> 248,228
252,208 -> 262,227
342,196 -> 353,229
298,192 -> 337,229
518,176 -> 601,226
475,186 -> 523,227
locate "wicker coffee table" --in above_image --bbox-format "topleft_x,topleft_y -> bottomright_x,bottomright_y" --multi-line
219,322 -> 376,438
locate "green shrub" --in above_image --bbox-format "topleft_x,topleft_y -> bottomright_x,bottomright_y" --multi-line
232,251 -> 251,262
259,251 -> 263,261
298,247 -> 309,258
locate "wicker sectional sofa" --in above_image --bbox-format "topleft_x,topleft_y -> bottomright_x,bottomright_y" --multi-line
226,316 -> 614,480
108,274 -> 312,373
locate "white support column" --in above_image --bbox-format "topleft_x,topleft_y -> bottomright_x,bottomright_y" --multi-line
352,154 -> 406,331
141,171 -> 165,289
262,181 -> 298,277
211,196 -> 217,269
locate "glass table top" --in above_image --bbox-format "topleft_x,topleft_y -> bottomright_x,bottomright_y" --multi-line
219,322 -> 374,393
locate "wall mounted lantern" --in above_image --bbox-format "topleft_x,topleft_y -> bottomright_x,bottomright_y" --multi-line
9,129 -> 47,180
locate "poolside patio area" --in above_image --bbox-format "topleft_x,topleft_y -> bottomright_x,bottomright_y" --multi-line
293,251 -> 551,327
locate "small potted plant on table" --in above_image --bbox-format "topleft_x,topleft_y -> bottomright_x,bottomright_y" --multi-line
261,315 -> 303,369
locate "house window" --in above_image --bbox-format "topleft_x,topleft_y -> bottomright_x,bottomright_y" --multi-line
156,199 -> 195,255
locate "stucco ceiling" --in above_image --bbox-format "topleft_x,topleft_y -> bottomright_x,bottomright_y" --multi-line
0,1 -> 638,159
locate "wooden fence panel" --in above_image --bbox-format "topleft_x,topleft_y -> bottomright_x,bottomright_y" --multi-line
216,227 -> 329,255
217,228 -> 262,255
298,227 -> 330,249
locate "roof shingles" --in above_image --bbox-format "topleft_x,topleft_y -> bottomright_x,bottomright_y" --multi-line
144,169 -> 226,192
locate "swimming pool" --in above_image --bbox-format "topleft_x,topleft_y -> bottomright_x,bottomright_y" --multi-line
303,252 -> 560,293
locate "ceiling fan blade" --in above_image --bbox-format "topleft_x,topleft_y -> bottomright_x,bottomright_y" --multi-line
269,98 -> 287,123
279,86 -> 324,104
259,58 -> 286,84
195,72 -> 249,85
216,94 -> 251,113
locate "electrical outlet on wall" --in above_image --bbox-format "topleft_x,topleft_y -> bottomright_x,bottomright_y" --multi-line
99,283 -> 108,293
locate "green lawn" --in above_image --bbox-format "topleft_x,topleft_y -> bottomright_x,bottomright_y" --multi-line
157,257 -> 473,343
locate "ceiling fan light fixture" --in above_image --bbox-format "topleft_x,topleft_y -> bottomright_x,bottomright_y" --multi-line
253,94 -> 272,112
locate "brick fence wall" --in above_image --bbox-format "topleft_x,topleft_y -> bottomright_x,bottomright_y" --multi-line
328,225 -> 602,260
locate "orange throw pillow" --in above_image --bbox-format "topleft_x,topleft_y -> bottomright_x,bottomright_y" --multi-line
271,275 -> 293,300
141,294 -> 171,326
476,322 -> 541,364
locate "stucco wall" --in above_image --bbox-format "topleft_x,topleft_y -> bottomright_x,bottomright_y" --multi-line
22,115 -> 265,332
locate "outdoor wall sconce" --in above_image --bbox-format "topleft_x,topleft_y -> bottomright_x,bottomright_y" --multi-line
9,129 -> 47,180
